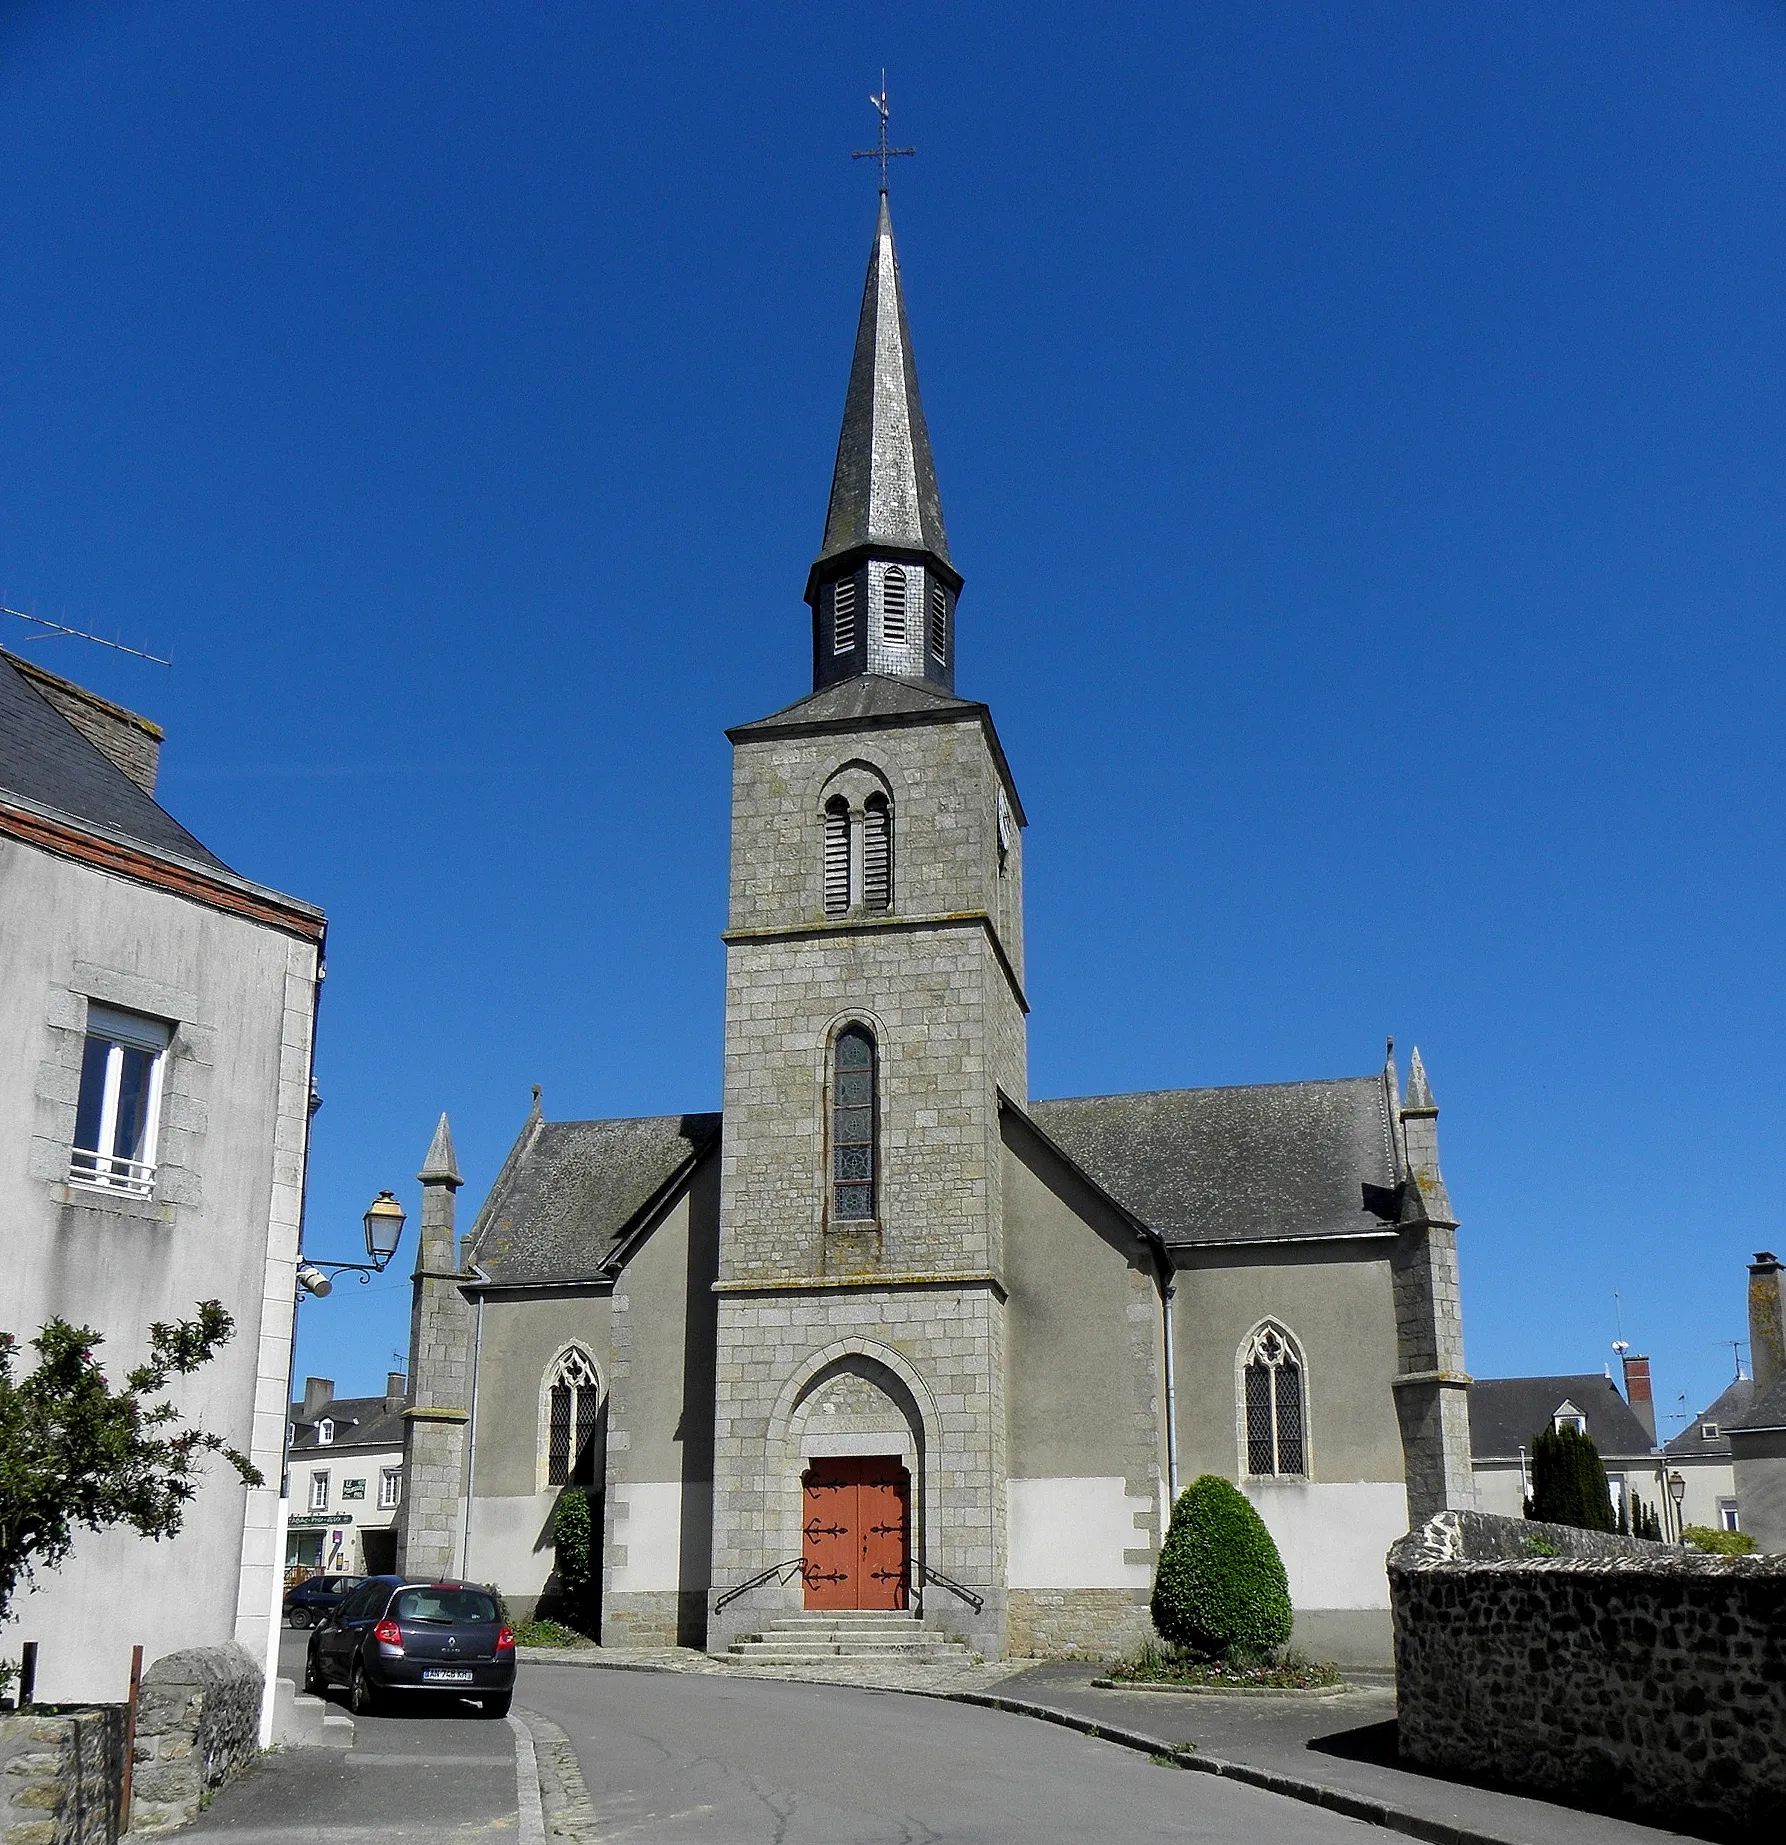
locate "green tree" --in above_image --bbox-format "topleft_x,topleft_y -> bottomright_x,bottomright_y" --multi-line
1526,1424 -> 1615,1531
550,1489 -> 597,1636
1150,1474 -> 1293,1661
1682,1523 -> 1756,1556
0,1303 -> 259,1635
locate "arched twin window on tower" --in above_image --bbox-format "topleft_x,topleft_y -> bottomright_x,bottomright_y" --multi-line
831,1024 -> 877,1223
822,790 -> 893,916
1240,1321 -> 1307,1478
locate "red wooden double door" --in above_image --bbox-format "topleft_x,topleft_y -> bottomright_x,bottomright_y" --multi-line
802,1456 -> 910,1610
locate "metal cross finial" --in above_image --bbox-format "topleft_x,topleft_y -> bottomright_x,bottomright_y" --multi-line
852,76 -> 914,193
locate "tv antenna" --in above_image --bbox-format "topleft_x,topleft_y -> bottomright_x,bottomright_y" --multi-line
2,605 -> 171,667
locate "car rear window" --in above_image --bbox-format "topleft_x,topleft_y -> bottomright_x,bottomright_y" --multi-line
392,1587 -> 500,1624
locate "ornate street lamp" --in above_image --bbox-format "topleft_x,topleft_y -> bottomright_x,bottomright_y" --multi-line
1667,1469 -> 1687,1540
297,1189 -> 408,1297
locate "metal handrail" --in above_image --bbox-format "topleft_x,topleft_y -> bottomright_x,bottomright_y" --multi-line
714,1556 -> 810,1614
68,1149 -> 156,1198
911,1557 -> 983,1614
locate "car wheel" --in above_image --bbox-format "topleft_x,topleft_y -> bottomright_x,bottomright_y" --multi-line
481,1691 -> 512,1719
303,1646 -> 327,1697
289,1607 -> 312,1629
349,1662 -> 381,1717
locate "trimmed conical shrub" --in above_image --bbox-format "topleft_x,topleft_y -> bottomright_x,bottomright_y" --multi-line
1526,1424 -> 1616,1531
1150,1474 -> 1293,1659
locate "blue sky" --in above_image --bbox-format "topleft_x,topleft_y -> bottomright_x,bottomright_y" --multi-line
4,3 -> 1783,1433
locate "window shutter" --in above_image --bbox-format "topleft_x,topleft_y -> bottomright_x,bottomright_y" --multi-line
863,795 -> 892,911
833,578 -> 857,653
882,567 -> 907,642
929,584 -> 948,660
823,799 -> 851,914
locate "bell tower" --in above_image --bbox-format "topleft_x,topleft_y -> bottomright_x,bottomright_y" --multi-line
708,184 -> 1024,1657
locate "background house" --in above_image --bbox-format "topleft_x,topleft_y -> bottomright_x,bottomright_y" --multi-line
286,1375 -> 408,1578
1729,1252 -> 1786,1551
0,648 -> 323,1709
1663,1376 -> 1749,1536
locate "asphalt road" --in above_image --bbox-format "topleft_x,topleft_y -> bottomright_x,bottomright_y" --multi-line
186,1628 -> 521,1842
519,1661 -> 1392,1844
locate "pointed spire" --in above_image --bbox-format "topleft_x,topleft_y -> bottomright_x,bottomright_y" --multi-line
1405,1046 -> 1436,1113
812,196 -> 953,584
417,1111 -> 463,1189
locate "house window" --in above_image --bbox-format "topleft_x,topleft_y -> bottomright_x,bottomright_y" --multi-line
379,1469 -> 402,1510
1241,1322 -> 1306,1477
832,1025 -> 877,1222
1717,1499 -> 1740,1531
1701,1423 -> 1720,1441
863,794 -> 892,912
547,1347 -> 601,1488
823,797 -> 851,915
308,1470 -> 330,1512
69,1004 -> 171,1197
1554,1412 -> 1587,1437
833,578 -> 858,653
882,566 -> 907,642
342,1477 -> 366,1501
316,1419 -> 334,1446
929,583 -> 948,660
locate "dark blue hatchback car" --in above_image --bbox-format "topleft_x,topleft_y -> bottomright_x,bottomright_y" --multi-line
304,1576 -> 515,1717
283,1573 -> 362,1628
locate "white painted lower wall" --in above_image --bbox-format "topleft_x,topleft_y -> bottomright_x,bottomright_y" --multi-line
468,1493 -> 557,1601
1241,1480 -> 1408,1610
1007,1477 -> 1154,1589
611,1481 -> 696,1594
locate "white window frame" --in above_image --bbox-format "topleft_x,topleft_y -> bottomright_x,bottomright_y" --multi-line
308,1469 -> 330,1512
1718,1499 -> 1740,1532
379,1468 -> 402,1510
68,1005 -> 171,1198
316,1419 -> 334,1446
1702,1423 -> 1720,1440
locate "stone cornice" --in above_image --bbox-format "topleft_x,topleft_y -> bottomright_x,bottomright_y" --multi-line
715,1269 -> 1006,1302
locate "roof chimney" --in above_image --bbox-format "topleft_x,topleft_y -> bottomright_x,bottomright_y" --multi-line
386,1371 -> 407,1407
1619,1352 -> 1656,1446
302,1376 -> 334,1420
1750,1253 -> 1785,1398
6,652 -> 163,793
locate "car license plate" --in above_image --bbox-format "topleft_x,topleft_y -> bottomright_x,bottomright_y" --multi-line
422,1668 -> 474,1684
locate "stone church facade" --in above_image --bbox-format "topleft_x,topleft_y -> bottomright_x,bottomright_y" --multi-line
399,195 -> 1474,1664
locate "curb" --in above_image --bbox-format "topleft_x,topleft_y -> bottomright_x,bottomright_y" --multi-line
517,1653 -> 1549,1845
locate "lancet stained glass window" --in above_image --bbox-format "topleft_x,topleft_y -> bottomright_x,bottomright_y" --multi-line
548,1347 -> 601,1487
832,1026 -> 877,1222
1242,1323 -> 1306,1477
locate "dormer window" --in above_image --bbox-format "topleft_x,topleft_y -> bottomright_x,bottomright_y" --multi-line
882,567 -> 907,642
316,1419 -> 334,1446
1702,1423 -> 1720,1441
832,578 -> 857,653
1553,1410 -> 1587,1436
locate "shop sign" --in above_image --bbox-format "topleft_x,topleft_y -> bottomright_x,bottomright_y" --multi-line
289,1513 -> 354,1528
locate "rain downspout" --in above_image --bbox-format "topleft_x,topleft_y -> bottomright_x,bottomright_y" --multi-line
1163,1281 -> 1180,1504
459,1275 -> 487,1580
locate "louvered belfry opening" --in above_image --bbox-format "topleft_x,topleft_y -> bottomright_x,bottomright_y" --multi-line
548,1347 -> 601,1487
823,797 -> 851,915
929,583 -> 948,662
832,577 -> 857,654
832,1025 -> 876,1222
881,566 -> 907,642
862,794 -> 892,911
1242,1323 -> 1306,1477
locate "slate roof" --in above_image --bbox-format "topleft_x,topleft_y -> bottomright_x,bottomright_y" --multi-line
1027,1076 -> 1401,1247
0,650 -> 227,868
465,1111 -> 721,1285
1664,1376 -> 1755,1457
1469,1374 -> 1657,1460
289,1393 -> 408,1455
728,673 -> 976,735
816,195 -> 952,575
1730,1371 -> 1786,1435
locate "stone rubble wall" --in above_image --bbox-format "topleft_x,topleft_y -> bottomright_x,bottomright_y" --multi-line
126,1644 -> 262,1836
0,1706 -> 125,1845
1389,1509 -> 1786,1837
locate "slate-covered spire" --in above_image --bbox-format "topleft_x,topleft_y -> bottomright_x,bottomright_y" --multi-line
806,197 -> 961,694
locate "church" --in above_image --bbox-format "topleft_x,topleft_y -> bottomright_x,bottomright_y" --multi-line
396,191 -> 1474,1667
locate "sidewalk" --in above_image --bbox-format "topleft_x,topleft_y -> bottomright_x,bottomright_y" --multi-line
521,1644 -> 1711,1845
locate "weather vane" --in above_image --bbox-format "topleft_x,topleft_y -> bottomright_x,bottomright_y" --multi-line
851,74 -> 914,194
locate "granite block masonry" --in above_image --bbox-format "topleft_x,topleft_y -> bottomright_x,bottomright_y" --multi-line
0,1705 -> 123,1845
126,1644 -> 262,1835
1390,1509 -> 1786,1837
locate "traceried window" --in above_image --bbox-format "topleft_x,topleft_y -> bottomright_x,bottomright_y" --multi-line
70,1004 -> 171,1197
929,583 -> 948,661
881,566 -> 907,642
1241,1322 -> 1306,1477
862,795 -> 892,911
832,577 -> 858,653
832,1025 -> 877,1222
547,1347 -> 601,1488
824,797 -> 851,915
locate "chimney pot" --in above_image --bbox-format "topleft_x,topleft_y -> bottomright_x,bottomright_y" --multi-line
301,1376 -> 334,1420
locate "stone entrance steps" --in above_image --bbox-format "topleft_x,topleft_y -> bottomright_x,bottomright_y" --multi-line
728,1610 -> 974,1666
